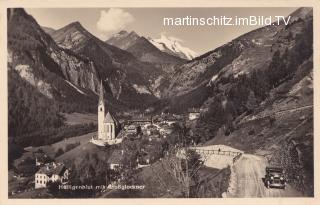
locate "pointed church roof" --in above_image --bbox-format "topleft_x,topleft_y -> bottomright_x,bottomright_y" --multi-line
99,80 -> 104,104
104,111 -> 114,123
104,111 -> 119,125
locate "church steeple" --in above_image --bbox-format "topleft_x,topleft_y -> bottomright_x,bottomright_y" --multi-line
99,80 -> 104,105
98,80 -> 105,140
96,79 -> 120,143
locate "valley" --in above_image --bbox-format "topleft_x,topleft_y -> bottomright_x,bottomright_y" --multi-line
7,7 -> 313,198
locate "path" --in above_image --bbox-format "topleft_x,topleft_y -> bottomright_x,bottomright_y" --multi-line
228,154 -> 303,197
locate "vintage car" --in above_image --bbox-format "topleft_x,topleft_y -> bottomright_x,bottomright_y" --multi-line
264,166 -> 286,189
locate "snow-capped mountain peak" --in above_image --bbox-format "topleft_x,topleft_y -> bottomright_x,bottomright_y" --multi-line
148,34 -> 197,60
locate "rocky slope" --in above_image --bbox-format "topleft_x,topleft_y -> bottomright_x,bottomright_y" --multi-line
106,30 -> 140,50
106,30 -> 188,98
206,55 -> 313,196
160,8 -> 313,111
126,36 -> 186,65
8,8 -> 100,105
49,22 -> 163,106
180,7 -> 313,196
107,30 -> 185,65
41,26 -> 55,35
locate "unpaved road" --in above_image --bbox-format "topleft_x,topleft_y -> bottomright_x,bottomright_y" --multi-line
229,154 -> 303,197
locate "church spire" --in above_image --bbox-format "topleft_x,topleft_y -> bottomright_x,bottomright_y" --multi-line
99,80 -> 104,104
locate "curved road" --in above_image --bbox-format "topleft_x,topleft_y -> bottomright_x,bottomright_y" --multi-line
228,154 -> 303,197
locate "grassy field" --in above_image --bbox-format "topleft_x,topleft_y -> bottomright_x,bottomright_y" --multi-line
63,113 -> 97,125
17,112 -> 98,161
56,140 -> 110,164
23,131 -> 96,158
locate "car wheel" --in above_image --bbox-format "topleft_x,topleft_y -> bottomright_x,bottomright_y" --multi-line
266,181 -> 270,189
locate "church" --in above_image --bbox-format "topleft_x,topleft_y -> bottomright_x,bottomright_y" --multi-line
91,81 -> 121,146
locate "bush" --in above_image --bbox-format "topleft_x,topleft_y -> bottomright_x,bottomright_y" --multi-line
248,129 -> 255,136
14,157 -> 37,176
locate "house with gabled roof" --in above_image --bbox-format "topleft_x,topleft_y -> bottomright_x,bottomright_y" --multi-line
33,149 -> 54,166
188,108 -> 201,120
107,150 -> 124,170
35,162 -> 69,189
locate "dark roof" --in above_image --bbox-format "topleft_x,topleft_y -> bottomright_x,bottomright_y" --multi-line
104,111 -> 120,126
128,117 -> 152,122
107,150 -> 124,164
266,167 -> 284,172
37,163 -> 66,176
34,152 -> 50,159
104,111 -> 116,123
36,155 -> 53,163
188,108 -> 201,113
98,80 -> 104,105
163,117 -> 177,121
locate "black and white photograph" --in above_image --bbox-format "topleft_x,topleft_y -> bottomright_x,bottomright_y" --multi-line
5,3 -> 314,199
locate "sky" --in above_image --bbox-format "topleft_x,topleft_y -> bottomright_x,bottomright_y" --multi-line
25,7 -> 297,55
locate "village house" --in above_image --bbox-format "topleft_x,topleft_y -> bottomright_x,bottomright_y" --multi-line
159,125 -> 173,135
137,144 -> 162,166
161,114 -> 178,125
127,116 -> 153,126
33,151 -> 53,167
124,124 -> 141,135
188,108 -> 201,120
35,162 -> 69,189
107,150 -> 124,170
144,124 -> 159,136
137,151 -> 152,166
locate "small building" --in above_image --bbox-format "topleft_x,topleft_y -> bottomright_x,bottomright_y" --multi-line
146,128 -> 160,136
35,162 -> 69,189
107,150 -> 124,170
137,152 -> 152,165
127,116 -> 152,126
188,108 -> 201,120
162,115 -> 178,125
159,126 -> 173,135
137,145 -> 162,165
35,154 -> 53,167
163,120 -> 177,126
124,124 -> 141,135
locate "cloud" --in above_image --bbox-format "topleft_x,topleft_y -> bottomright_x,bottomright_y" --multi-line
97,8 -> 134,37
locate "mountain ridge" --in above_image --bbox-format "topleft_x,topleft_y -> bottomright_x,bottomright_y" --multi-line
148,34 -> 197,60
48,20 -> 167,107
8,8 -> 101,97
106,30 -> 186,65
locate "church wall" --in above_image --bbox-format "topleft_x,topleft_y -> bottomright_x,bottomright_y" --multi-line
98,103 -> 105,139
104,123 -> 116,140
